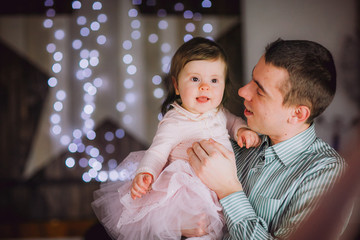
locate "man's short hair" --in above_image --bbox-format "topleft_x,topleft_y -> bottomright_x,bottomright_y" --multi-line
265,39 -> 336,123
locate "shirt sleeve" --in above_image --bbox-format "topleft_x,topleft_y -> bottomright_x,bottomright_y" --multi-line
220,192 -> 273,239
220,160 -> 346,240
272,162 -> 346,238
135,112 -> 183,180
222,108 -> 248,141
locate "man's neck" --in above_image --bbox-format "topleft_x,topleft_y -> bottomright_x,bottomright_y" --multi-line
270,123 -> 311,146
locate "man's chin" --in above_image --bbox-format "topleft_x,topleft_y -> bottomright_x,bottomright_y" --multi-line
247,123 -> 260,134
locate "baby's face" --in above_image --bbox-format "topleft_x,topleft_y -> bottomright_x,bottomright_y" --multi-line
174,59 -> 226,114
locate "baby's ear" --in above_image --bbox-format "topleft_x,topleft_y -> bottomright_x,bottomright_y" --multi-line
172,77 -> 179,95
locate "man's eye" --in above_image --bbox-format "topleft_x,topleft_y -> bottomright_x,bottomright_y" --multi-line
256,90 -> 263,96
211,79 -> 217,83
191,77 -> 199,82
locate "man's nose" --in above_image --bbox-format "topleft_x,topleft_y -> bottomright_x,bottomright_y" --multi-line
238,83 -> 251,100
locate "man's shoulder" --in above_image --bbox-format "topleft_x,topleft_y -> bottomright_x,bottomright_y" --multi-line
231,136 -> 346,169
307,137 -> 346,168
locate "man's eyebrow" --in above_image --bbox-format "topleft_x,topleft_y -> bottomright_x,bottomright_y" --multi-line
251,66 -> 268,95
254,79 -> 268,95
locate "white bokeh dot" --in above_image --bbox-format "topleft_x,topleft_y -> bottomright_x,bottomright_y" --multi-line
161,43 -> 171,53
127,65 -> 137,75
43,19 -> 53,28
90,21 -> 100,31
72,39 -> 82,49
174,2 -> 184,11
80,27 -> 90,37
65,157 -> 76,168
131,19 -> 141,29
125,93 -> 136,103
184,34 -> 193,42
148,34 -> 158,43
46,43 -> 56,53
77,16 -> 87,25
53,51 -> 63,61
52,63 -> 62,73
48,77 -> 58,87
97,35 -> 107,45
116,101 -> 126,112
54,30 -> 65,40
72,1 -> 81,9
185,23 -> 196,32
128,8 -> 138,17
124,79 -> 134,89
158,20 -> 168,30
92,1 -> 102,10
184,10 -> 193,19
122,40 -> 132,50
131,30 -> 141,40
153,88 -> 164,99
202,23 -> 213,33
98,14 -> 107,23
152,75 -> 162,85
123,54 -> 133,64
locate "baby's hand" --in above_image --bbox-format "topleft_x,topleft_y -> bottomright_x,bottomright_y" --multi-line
131,173 -> 153,200
237,128 -> 261,149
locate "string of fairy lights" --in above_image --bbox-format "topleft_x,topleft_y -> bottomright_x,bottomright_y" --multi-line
43,0 -> 214,182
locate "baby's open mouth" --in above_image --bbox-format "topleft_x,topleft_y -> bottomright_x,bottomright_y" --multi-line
196,97 -> 210,102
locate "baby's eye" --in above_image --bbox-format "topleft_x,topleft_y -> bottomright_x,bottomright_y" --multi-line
211,79 -> 218,83
191,77 -> 199,82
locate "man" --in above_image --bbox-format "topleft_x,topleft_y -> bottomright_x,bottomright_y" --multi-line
187,39 -> 347,239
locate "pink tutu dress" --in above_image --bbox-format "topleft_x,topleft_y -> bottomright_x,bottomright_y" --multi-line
92,102 -> 247,239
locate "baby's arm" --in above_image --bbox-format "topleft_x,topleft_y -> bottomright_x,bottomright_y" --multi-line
132,110 -> 183,199
222,108 -> 260,148
237,127 -> 261,148
131,173 -> 153,199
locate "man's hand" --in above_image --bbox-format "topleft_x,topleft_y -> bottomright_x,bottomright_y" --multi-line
187,139 -> 243,199
130,173 -> 153,199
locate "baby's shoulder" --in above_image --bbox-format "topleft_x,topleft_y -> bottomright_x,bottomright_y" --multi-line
160,108 -> 187,125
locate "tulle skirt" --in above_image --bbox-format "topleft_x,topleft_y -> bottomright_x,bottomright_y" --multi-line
92,151 -> 225,240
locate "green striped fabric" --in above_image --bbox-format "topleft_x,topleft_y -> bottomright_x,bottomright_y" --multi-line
220,124 -> 346,239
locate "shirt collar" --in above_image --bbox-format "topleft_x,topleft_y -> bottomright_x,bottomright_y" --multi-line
171,101 -> 219,121
264,124 -> 317,166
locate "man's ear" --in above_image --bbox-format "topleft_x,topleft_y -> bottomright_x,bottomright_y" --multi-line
172,77 -> 179,95
288,105 -> 310,124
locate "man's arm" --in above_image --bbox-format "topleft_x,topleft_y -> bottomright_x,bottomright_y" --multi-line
220,164 -> 344,239
188,139 -> 346,239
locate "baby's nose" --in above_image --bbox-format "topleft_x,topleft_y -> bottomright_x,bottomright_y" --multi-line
200,83 -> 209,91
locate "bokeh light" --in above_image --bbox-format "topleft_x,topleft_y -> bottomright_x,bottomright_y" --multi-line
44,0 -> 218,183
93,1 -> 102,10
152,75 -> 162,85
72,1 -> 81,9
77,16 -> 87,25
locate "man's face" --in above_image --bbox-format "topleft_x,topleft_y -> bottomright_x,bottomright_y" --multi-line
238,55 -> 293,144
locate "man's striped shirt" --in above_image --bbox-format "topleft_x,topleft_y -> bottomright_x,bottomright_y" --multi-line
220,124 -> 346,239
